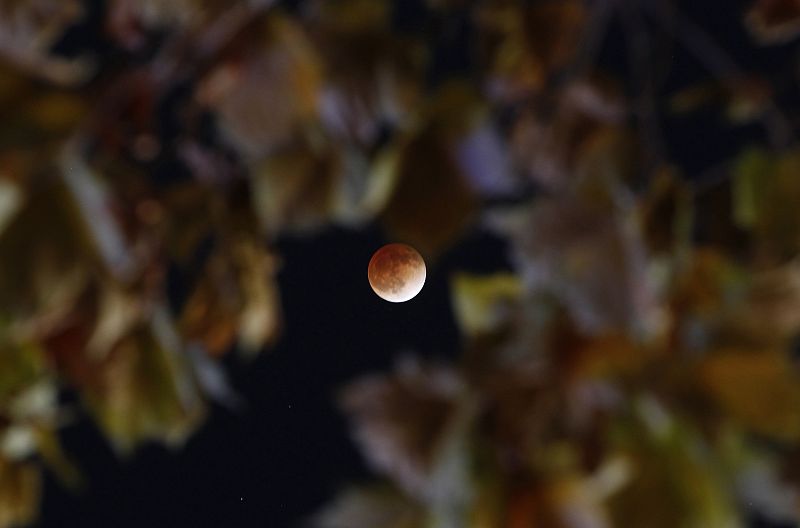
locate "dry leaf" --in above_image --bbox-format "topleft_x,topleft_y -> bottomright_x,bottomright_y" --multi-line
0,456 -> 41,528
379,122 -> 478,258
313,486 -> 426,528
199,14 -> 321,159
450,273 -> 523,338
746,0 -> 800,44
700,350 -> 800,442
339,358 -> 473,502
84,309 -> 205,453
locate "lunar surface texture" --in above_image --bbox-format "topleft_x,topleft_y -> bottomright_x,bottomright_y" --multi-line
367,243 -> 426,303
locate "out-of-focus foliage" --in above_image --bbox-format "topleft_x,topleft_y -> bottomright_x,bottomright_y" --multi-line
2,0 -> 800,526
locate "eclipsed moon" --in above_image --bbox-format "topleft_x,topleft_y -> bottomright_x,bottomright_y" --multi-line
368,243 -> 426,303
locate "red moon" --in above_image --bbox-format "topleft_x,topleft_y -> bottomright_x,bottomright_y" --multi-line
368,243 -> 426,302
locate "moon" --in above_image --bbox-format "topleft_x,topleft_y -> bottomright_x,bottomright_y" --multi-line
368,243 -> 426,303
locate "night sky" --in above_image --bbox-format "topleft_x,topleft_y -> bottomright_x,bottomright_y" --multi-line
40,226 -> 510,527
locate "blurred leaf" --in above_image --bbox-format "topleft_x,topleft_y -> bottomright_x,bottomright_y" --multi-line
0,178 -> 22,237
339,358 -> 473,503
308,0 -> 391,33
313,486 -> 427,528
726,262 -> 800,344
180,237 -> 281,356
670,78 -> 771,123
672,249 -> 748,321
733,147 -> 800,259
641,168 -> 694,259
0,340 -> 44,407
232,237 -> 281,354
499,193 -> 656,335
0,1 -> 92,85
569,334 -> 646,380
746,0 -> 800,45
249,144 -> 342,235
450,273 -> 522,338
699,349 -> 800,442
199,14 -> 322,159
85,309 -> 205,453
0,183 -> 90,335
85,283 -> 144,359
0,457 -> 40,528
609,403 -> 740,528
477,0 -> 587,102
509,78 -> 630,190
32,427 -> 82,490
379,104 -> 479,257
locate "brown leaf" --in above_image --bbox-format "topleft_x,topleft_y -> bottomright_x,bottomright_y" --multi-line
180,238 -> 281,356
249,144 -> 342,235
498,193 -> 656,335
0,456 -> 40,528
699,350 -> 800,442
477,0 -> 587,102
510,78 -> 630,190
199,14 -> 321,159
0,0 -> 92,84
640,168 -> 694,257
746,0 -> 800,44
379,96 -> 479,257
339,358 -> 472,501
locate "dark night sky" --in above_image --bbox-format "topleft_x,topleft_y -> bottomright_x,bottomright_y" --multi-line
35,1 -> 800,527
39,226 -> 511,527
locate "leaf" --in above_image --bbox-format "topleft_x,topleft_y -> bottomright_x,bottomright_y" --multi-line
477,0 -> 587,102
0,339 -> 45,406
727,262 -> 800,344
307,0 -> 391,33
84,309 -> 205,454
509,77 -> 630,191
450,273 -> 523,338
669,78 -> 771,124
313,486 -> 427,528
498,193 -> 656,335
0,0 -> 92,85
180,238 -> 281,356
339,358 -> 473,503
378,91 -> 480,257
199,14 -> 322,159
0,182 -> 90,335
0,456 -> 41,528
609,404 -> 740,528
249,144 -> 342,235
699,350 -> 800,442
733,147 -> 800,259
640,168 -> 694,258
231,237 -> 281,354
0,178 -> 22,237
746,0 -> 800,45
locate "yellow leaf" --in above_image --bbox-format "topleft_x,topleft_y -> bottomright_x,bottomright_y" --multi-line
450,273 -> 523,338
